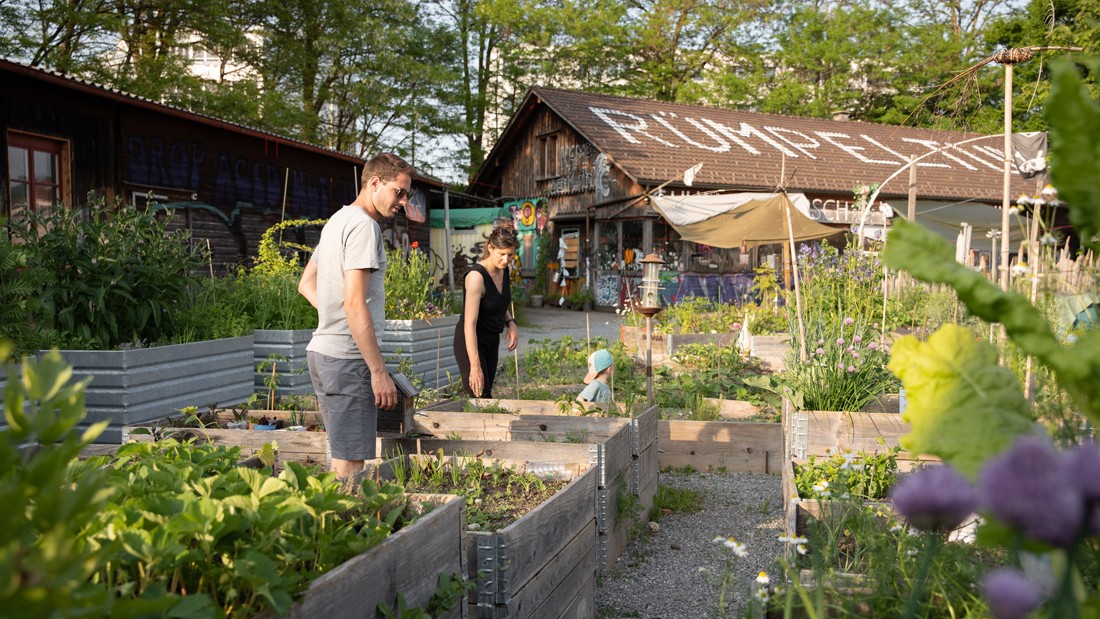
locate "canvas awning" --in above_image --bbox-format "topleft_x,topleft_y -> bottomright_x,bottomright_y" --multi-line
880,199 -> 1028,252
651,192 -> 843,248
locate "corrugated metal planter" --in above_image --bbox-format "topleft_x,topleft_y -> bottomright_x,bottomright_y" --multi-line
253,328 -> 315,397
44,335 -> 254,443
380,315 -> 460,390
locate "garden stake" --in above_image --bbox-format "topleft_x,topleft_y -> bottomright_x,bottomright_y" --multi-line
511,301 -> 520,397
586,312 -> 591,357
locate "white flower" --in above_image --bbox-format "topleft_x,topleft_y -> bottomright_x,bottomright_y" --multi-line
1041,233 -> 1058,246
796,543 -> 808,555
725,538 -> 748,557
756,571 -> 770,585
906,548 -> 919,557
754,587 -> 770,603
1011,263 -> 1030,276
1008,206 -> 1021,216
890,523 -> 904,533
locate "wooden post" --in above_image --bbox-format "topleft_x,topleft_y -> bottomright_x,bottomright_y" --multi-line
907,156 -> 917,222
646,314 -> 654,406
511,301 -> 521,397
783,197 -> 808,363
444,188 -> 455,290
1000,63 -> 1014,290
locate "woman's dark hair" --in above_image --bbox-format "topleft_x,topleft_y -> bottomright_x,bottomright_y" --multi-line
482,223 -> 519,257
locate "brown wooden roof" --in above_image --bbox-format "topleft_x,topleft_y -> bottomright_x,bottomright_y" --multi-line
481,86 -> 1033,203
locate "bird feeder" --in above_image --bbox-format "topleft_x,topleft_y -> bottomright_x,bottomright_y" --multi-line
637,253 -> 665,317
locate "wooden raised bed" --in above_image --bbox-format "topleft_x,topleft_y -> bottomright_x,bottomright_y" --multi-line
123,409 -> 330,467
417,399 -> 660,575
261,493 -> 466,619
781,397 -> 911,462
658,419 -> 781,473
376,439 -> 598,619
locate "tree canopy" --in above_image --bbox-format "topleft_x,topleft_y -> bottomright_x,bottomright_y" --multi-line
1,0 -> 1091,185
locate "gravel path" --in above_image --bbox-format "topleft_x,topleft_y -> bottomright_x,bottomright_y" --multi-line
596,471 -> 785,619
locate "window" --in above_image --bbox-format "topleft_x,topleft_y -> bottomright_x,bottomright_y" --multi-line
8,132 -> 66,214
539,133 -> 558,178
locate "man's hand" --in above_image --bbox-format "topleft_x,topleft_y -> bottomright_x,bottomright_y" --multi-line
373,371 -> 398,410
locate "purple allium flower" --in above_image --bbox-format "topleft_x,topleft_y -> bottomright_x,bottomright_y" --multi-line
852,352 -> 860,359
868,342 -> 879,350
891,465 -> 978,532
844,317 -> 854,325
836,338 -> 845,346
846,365 -> 855,372
1065,443 -> 1100,535
815,347 -> 824,355
846,345 -> 855,353
980,437 -> 1084,548
983,568 -> 1044,619
853,335 -> 862,344
837,363 -> 845,370
818,339 -> 825,346
873,322 -> 880,330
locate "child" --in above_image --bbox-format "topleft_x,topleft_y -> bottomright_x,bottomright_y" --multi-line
577,349 -> 614,404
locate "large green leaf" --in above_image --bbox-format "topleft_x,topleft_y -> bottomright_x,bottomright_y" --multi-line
1047,56 -> 1100,254
887,324 -> 1033,479
883,218 -> 1100,426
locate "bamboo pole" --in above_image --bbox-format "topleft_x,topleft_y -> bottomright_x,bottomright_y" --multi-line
783,196 -> 808,363
511,301 -> 520,397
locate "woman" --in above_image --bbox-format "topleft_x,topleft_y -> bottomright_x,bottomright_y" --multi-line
454,224 -> 520,398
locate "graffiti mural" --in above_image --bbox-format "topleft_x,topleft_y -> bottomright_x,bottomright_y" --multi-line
503,197 -> 547,272
126,134 -> 356,219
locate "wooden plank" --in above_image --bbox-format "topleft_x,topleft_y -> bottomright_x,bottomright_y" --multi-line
125,426 -> 328,466
601,425 -> 633,489
703,398 -> 763,420
508,520 -> 596,619
548,569 -> 596,619
498,467 -> 597,600
634,406 -> 658,453
600,472 -> 633,573
422,398 -> 628,416
378,438 -> 593,470
802,410 -> 911,457
278,494 -> 464,619
658,420 -> 782,473
636,443 -> 659,505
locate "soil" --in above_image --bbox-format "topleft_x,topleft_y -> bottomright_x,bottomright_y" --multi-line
400,470 -> 568,531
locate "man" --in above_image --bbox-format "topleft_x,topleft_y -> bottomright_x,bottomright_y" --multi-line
298,153 -> 415,477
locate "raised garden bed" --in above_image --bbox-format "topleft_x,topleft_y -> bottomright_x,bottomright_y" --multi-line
418,400 -> 660,574
253,328 -> 315,398
659,419 -> 782,473
620,325 -> 741,359
268,492 -> 466,619
123,409 -> 330,467
781,397 -> 911,461
380,315 -> 461,390
376,439 -> 598,619
47,335 -> 255,443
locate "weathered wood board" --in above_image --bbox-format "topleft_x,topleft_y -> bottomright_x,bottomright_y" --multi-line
658,420 -> 782,473
122,424 -> 329,467
265,493 -> 465,619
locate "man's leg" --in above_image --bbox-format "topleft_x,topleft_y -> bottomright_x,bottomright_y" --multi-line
308,351 -> 377,477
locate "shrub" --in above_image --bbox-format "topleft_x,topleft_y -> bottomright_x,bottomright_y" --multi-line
4,195 -> 204,352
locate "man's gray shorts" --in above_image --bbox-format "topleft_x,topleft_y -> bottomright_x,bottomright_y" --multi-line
307,351 -> 377,461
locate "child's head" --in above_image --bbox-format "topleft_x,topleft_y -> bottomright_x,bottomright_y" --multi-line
583,349 -> 614,384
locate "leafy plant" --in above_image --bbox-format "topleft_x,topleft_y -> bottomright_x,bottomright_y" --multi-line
5,195 -> 204,351
793,447 -> 901,501
783,317 -> 897,412
386,247 -> 448,320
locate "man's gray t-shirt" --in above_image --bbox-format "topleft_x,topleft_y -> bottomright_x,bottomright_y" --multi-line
306,204 -> 387,359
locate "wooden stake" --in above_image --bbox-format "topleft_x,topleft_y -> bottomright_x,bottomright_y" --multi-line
586,312 -> 591,358
511,301 -> 520,397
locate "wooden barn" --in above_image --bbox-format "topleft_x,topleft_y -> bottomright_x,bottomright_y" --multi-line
1,58 -> 478,270
470,87 -> 1042,308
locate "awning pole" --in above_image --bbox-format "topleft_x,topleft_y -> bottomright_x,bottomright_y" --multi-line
784,196 -> 808,363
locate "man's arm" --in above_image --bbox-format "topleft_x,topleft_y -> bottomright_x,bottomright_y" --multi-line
298,259 -> 319,309
344,268 -> 397,409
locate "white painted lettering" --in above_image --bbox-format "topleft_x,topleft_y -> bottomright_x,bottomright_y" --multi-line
701,119 -> 799,157
589,107 -> 678,147
900,138 -> 962,169
650,112 -> 730,152
764,126 -> 819,159
861,136 -> 927,167
949,145 -> 1001,170
815,132 -> 898,165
